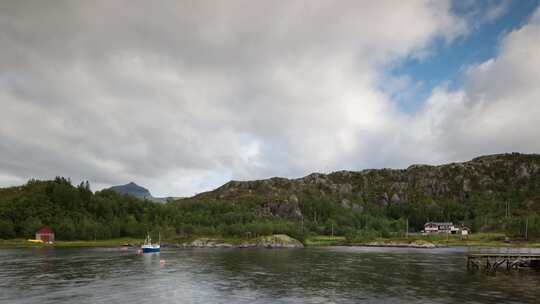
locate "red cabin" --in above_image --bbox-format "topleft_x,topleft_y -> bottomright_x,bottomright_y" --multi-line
36,226 -> 55,243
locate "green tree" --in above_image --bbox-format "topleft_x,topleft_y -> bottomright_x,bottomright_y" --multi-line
20,217 -> 42,237
56,217 -> 76,240
0,219 -> 15,238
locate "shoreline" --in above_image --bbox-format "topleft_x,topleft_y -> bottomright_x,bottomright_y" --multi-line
0,238 -> 143,248
3,234 -> 540,249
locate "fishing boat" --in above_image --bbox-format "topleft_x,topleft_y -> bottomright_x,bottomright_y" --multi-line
141,232 -> 160,253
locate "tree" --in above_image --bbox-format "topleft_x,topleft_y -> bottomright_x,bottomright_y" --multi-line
20,217 -> 42,237
0,219 -> 15,238
56,217 -> 76,240
78,217 -> 97,240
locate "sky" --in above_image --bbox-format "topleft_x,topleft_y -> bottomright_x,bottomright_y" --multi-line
1,0 -> 540,197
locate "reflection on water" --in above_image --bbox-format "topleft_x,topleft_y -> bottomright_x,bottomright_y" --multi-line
1,246 -> 540,303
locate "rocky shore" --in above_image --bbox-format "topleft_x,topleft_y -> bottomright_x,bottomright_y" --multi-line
179,234 -> 304,249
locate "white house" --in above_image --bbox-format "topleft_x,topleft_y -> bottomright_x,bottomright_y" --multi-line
424,222 -> 471,235
424,222 -> 460,234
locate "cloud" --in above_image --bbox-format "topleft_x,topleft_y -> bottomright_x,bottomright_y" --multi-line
404,6 -> 540,163
483,0 -> 510,23
453,0 -> 510,29
2,1 -> 537,197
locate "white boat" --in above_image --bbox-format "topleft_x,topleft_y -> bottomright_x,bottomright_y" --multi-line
141,232 -> 160,253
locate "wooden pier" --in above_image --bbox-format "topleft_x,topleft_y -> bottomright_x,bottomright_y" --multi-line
467,253 -> 540,272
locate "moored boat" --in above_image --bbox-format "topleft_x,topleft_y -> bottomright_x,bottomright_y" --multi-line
141,232 -> 160,253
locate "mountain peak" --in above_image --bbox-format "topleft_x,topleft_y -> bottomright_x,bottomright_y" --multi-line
107,182 -> 167,203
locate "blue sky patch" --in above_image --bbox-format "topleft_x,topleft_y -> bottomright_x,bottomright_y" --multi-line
388,0 -> 540,113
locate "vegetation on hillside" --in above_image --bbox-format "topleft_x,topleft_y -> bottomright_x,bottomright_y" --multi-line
0,153 -> 539,243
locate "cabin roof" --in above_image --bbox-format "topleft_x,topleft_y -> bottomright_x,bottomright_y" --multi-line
36,226 -> 54,234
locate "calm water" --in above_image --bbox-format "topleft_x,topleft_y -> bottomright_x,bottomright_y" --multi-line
1,246 -> 540,303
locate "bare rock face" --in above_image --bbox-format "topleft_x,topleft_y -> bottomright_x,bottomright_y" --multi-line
351,203 -> 364,213
184,235 -> 304,249
517,163 -> 531,179
391,182 -> 408,193
379,193 -> 389,206
463,179 -> 472,192
192,153 -> 540,216
186,238 -> 234,248
256,234 -> 304,248
339,183 -> 353,196
257,201 -> 303,219
288,194 -> 299,204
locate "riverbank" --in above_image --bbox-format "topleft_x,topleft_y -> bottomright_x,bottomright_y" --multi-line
0,235 -> 304,249
305,233 -> 540,248
304,236 -> 436,248
2,233 -> 540,249
0,238 -> 143,248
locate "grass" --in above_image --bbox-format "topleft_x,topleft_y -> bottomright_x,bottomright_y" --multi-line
304,235 -> 347,246
3,233 -> 540,249
0,235 -> 298,248
308,233 -> 540,248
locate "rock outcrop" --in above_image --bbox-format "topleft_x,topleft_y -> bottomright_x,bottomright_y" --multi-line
191,153 -> 540,216
254,234 -> 304,248
256,201 -> 303,219
182,234 -> 304,249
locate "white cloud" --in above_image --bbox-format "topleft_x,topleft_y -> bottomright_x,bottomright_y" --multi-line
1,1 -> 537,197
453,0 -> 511,30
405,6 -> 540,163
483,0 -> 510,23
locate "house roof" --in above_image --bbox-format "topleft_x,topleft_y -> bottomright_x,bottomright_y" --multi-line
36,226 -> 54,234
425,222 -> 453,226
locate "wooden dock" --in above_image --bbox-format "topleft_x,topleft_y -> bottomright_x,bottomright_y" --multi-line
467,253 -> 540,272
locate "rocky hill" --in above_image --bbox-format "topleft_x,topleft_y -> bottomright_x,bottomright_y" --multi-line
108,182 -> 168,203
1,153 -> 539,240
191,153 -> 540,219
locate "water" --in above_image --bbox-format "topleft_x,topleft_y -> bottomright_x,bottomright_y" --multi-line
1,246 -> 540,303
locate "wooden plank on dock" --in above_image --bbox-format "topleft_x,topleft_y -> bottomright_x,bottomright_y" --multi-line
467,253 -> 540,272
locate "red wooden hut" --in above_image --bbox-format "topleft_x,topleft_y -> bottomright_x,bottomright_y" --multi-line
36,226 -> 55,243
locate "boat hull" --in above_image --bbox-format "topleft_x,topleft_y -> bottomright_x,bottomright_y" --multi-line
141,233 -> 160,253
142,247 -> 160,253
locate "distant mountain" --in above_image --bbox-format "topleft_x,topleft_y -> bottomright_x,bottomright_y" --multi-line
108,182 -> 168,203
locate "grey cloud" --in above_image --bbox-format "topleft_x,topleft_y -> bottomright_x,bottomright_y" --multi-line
3,0 -> 528,197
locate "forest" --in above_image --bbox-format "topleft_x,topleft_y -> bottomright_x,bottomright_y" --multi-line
1,175 -> 539,242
